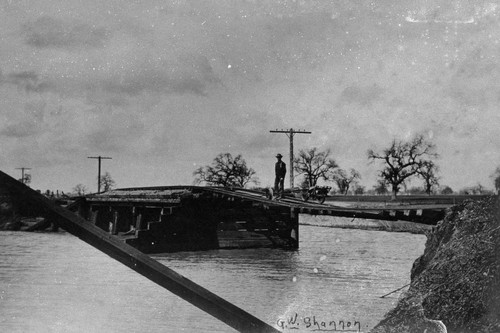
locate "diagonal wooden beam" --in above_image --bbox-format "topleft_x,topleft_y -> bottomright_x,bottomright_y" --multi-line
0,170 -> 279,333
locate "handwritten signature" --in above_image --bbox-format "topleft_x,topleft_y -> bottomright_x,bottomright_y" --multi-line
277,313 -> 362,332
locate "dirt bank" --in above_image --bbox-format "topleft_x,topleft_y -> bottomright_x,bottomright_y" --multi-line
371,196 -> 500,332
300,215 -> 432,234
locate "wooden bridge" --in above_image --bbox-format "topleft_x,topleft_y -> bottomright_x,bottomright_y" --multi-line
74,185 -> 450,253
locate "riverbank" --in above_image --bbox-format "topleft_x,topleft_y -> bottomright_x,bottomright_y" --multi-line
371,195 -> 500,332
301,215 -> 433,234
0,216 -> 59,232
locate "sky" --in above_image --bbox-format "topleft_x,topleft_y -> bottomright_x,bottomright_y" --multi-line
1,0 -> 499,193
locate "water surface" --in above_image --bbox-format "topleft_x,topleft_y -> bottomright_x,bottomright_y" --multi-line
0,218 -> 426,332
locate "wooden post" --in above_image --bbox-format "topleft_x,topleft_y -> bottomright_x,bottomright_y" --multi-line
112,210 -> 118,235
135,213 -> 142,231
91,210 -> 98,225
87,206 -> 93,221
0,170 -> 279,333
290,208 -> 299,249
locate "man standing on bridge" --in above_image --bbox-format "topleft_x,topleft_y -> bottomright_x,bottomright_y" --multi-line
274,153 -> 286,198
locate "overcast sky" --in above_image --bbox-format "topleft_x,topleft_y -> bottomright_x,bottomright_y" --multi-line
1,0 -> 499,193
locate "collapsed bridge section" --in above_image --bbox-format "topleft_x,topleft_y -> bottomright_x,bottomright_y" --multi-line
76,186 -> 300,253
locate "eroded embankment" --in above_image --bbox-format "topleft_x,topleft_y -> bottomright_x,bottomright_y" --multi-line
301,215 -> 432,234
371,196 -> 500,333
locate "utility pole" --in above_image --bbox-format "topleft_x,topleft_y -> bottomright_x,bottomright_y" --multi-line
88,156 -> 112,194
270,128 -> 311,188
16,167 -> 31,184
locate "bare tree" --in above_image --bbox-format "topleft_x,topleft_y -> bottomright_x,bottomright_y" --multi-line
99,172 -> 116,192
293,148 -> 338,188
418,160 -> 440,195
353,185 -> 365,195
332,168 -> 361,195
73,184 -> 89,196
19,173 -> 31,186
440,185 -> 453,195
193,153 -> 259,188
373,179 -> 389,195
368,134 -> 437,200
459,183 -> 487,195
491,167 -> 500,194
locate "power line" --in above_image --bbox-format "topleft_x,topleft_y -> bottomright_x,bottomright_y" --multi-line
15,167 -> 31,184
88,156 -> 112,194
270,128 -> 311,188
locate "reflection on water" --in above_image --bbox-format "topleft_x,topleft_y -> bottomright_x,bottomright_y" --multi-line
0,218 -> 426,332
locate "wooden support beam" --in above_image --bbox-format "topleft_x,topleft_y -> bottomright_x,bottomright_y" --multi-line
111,210 -> 118,235
290,208 -> 299,249
90,210 -> 98,225
0,170 -> 279,333
135,213 -> 143,231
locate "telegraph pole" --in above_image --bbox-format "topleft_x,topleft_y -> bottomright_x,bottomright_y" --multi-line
88,156 -> 112,193
16,167 -> 31,184
270,128 -> 311,188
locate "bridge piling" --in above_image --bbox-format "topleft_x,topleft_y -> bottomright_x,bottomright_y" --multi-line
290,208 -> 299,248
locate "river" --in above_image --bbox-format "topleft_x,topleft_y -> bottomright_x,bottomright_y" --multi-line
0,216 -> 426,332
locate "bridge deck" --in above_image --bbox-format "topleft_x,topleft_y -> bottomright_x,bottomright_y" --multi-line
86,185 -> 451,225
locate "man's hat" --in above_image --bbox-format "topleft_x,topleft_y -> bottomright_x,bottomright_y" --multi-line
276,153 -> 283,158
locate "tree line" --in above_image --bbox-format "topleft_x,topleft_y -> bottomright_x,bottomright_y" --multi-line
72,172 -> 115,196
65,133 -> 500,198
193,133 -> 500,199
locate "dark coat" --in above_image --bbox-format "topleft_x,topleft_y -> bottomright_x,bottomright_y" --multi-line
275,160 -> 286,178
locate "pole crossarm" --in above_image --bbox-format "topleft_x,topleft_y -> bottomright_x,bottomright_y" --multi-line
270,129 -> 311,188
270,129 -> 312,134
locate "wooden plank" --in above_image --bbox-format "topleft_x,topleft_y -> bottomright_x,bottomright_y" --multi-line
0,170 -> 279,333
